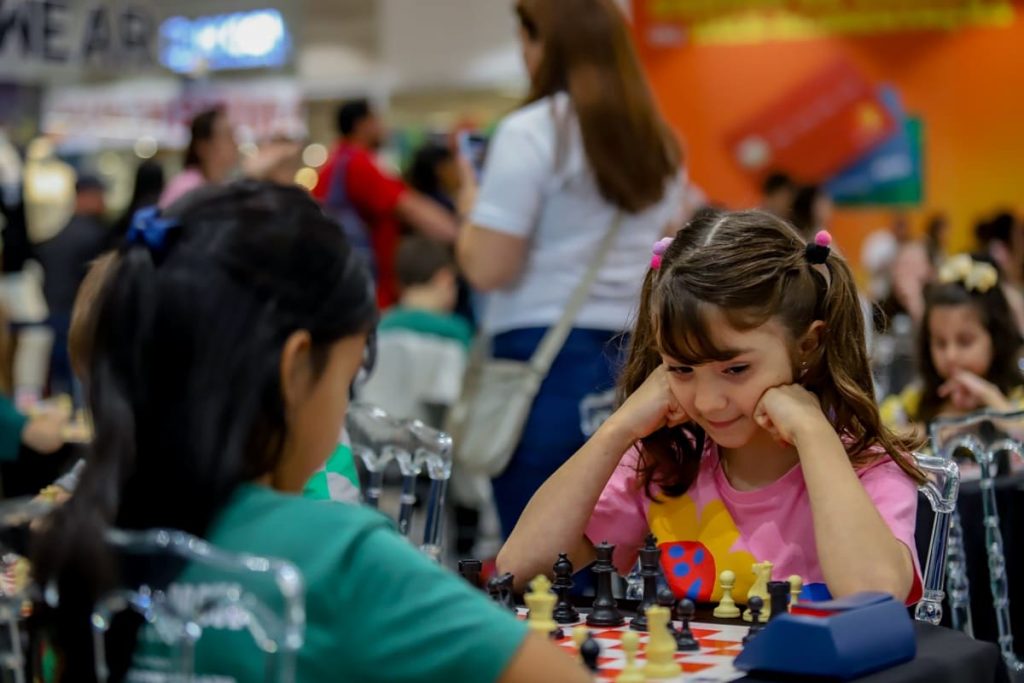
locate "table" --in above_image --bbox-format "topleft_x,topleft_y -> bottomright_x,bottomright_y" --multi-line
741,621 -> 1008,683
569,600 -> 1009,682
914,473 -> 1024,654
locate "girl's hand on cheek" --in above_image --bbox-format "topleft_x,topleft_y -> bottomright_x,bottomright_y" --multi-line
753,384 -> 829,448
609,365 -> 689,442
938,371 -> 1010,413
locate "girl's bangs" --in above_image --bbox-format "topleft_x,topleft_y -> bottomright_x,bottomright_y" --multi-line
654,287 -> 743,366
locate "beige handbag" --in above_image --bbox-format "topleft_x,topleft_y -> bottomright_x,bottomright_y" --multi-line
447,213 -> 624,476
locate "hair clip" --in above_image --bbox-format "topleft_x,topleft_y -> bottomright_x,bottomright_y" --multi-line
126,206 -> 180,256
938,253 -> 998,293
804,230 -> 832,265
651,237 -> 673,270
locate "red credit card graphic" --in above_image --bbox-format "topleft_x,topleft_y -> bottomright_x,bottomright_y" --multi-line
725,60 -> 896,182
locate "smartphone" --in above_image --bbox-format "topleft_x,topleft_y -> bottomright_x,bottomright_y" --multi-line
457,131 -> 488,180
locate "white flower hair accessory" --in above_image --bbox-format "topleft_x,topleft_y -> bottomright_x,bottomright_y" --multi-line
938,253 -> 999,293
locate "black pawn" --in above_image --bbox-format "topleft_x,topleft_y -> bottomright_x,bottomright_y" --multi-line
630,533 -> 661,631
581,632 -> 601,673
767,581 -> 790,621
458,559 -> 482,589
586,542 -> 625,627
552,553 -> 580,624
743,596 -> 765,645
674,598 -> 700,651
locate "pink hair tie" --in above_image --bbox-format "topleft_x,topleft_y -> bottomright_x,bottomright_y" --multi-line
651,237 -> 673,270
805,230 -> 832,265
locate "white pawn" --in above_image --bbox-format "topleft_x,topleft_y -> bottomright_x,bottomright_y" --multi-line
615,630 -> 645,683
713,569 -> 741,618
789,575 -> 803,609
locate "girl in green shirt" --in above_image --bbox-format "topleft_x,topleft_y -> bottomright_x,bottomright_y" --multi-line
32,182 -> 586,683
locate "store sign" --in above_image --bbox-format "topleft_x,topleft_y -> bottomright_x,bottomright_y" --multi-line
159,9 -> 290,74
0,0 -> 160,79
639,0 -> 1016,45
41,77 -> 305,152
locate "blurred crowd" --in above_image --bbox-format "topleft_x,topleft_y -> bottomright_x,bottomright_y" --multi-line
0,0 -> 1020,572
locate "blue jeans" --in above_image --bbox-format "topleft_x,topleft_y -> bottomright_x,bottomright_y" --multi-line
490,327 -> 625,539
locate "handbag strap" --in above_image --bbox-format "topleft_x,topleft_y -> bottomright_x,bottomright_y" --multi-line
529,211 -> 625,374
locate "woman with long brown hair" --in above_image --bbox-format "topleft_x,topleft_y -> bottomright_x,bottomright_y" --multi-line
457,0 -> 684,537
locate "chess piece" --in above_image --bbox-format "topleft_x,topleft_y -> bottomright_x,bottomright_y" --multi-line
581,632 -> 601,673
586,542 -> 624,627
487,573 -> 516,612
571,625 -> 588,664
674,598 -> 700,651
552,553 -> 580,624
788,575 -> 803,609
743,561 -> 773,623
630,533 -> 661,631
486,575 -> 503,605
458,559 -> 482,589
655,588 -> 678,637
525,575 -> 561,639
713,569 -> 741,618
767,581 -> 790,622
643,605 -> 682,678
742,596 -> 765,645
615,630 -> 645,683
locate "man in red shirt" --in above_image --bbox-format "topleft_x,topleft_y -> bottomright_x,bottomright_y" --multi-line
313,100 -> 458,308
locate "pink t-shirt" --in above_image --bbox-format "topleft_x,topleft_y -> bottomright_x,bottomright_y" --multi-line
584,440 -> 923,605
159,168 -> 208,209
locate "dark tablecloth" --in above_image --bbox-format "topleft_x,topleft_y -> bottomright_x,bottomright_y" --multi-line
915,473 -> 1024,656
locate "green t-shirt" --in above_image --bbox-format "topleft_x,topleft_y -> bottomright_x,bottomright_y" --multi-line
379,307 -> 473,349
131,484 -> 527,683
303,442 -> 361,503
0,395 -> 27,462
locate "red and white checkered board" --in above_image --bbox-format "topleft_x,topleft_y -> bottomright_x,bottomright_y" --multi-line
517,609 -> 747,682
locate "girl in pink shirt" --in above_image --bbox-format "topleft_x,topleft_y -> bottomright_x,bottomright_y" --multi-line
498,209 -> 926,605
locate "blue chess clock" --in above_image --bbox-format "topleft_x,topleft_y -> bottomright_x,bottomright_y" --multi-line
734,593 -> 916,680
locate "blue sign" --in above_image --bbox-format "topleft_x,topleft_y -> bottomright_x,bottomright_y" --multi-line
826,86 -> 923,207
159,9 -> 291,74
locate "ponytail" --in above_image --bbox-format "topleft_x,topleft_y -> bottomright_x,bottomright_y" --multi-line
32,182 -> 378,678
810,256 -> 925,483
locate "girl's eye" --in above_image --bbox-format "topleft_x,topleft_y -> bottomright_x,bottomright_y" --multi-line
725,365 -> 749,376
667,365 -> 693,375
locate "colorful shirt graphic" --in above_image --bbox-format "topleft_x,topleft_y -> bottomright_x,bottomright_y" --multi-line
585,440 -> 922,604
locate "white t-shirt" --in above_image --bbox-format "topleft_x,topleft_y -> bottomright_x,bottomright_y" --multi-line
471,93 -> 684,335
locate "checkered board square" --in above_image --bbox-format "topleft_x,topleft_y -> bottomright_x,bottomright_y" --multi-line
517,609 -> 748,682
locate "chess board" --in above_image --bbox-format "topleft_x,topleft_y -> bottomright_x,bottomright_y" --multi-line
516,609 -> 747,682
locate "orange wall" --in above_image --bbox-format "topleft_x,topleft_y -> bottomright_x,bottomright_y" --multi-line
634,5 -> 1024,269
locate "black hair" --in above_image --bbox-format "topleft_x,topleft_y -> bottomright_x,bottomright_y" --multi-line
336,99 -> 373,137
405,143 -> 454,199
790,184 -> 824,240
395,235 -> 455,290
762,171 -> 795,196
916,254 -> 1024,423
111,161 -> 166,243
977,211 -> 1016,247
184,107 -> 225,169
32,181 -> 377,678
